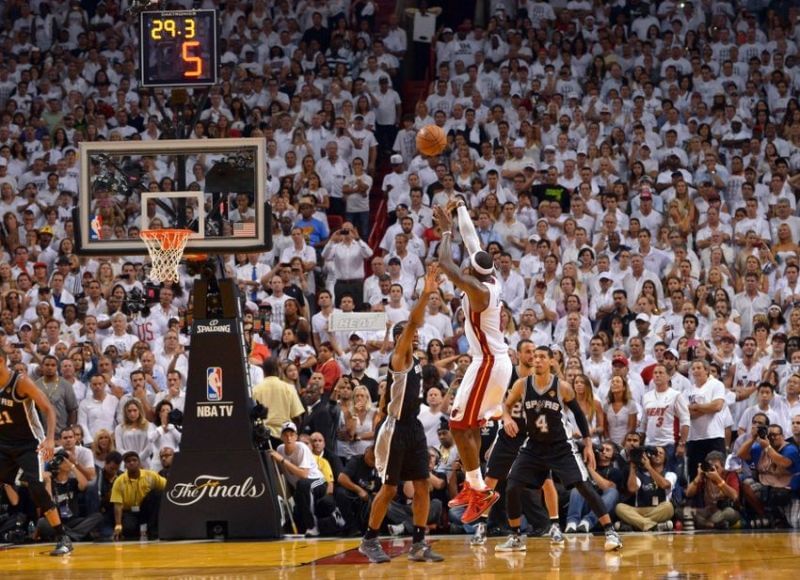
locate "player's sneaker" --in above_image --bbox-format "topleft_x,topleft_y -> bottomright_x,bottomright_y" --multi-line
408,541 -> 445,562
462,490 -> 500,524
495,534 -> 526,552
359,537 -> 391,563
448,482 -> 474,508
50,535 -> 73,556
604,529 -> 623,551
577,520 -> 592,533
564,522 -> 577,533
548,523 -> 565,545
470,522 -> 487,546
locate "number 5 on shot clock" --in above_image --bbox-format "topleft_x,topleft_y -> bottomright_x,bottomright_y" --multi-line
140,9 -> 218,88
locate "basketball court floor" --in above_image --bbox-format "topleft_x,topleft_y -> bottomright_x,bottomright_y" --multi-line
1,531 -> 797,578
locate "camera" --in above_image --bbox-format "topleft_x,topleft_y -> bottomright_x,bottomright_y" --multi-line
757,425 -> 768,439
48,449 -> 70,473
125,287 -> 149,315
629,446 -> 657,466
168,408 -> 184,430
701,460 -> 713,473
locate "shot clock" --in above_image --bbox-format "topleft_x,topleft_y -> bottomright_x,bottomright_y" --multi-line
140,9 -> 218,88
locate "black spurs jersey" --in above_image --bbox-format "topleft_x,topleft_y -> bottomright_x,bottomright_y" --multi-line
385,356 -> 424,423
0,372 -> 45,444
499,366 -> 527,444
522,373 -> 570,445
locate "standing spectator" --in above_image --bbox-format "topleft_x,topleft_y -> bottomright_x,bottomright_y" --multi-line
252,358 -> 305,446
321,223 -> 372,308
342,158 -> 372,239
77,374 -> 118,445
686,360 -> 727,481
34,355 -> 77,435
641,363 -> 690,472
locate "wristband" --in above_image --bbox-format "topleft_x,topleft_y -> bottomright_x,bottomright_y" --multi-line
441,231 -> 452,237
114,525 -> 123,531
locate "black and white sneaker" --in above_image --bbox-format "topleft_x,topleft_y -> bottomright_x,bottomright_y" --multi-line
50,535 -> 74,556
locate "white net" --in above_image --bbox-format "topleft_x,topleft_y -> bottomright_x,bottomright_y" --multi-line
140,229 -> 192,284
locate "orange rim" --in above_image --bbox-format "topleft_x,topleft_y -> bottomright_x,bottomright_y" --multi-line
184,253 -> 209,262
139,229 -> 193,250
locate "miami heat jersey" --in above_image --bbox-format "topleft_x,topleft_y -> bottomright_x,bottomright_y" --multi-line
462,277 -> 508,357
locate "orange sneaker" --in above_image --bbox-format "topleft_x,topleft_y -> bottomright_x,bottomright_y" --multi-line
462,490 -> 500,524
448,482 -> 474,508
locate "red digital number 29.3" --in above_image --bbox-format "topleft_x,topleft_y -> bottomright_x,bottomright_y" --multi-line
181,41 -> 202,78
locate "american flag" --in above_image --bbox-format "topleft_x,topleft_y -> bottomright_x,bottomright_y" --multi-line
233,221 -> 256,237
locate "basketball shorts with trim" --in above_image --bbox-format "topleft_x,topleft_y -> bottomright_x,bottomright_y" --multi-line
485,429 -> 526,480
0,441 -> 43,485
374,417 -> 429,486
507,441 -> 589,489
449,354 -> 513,430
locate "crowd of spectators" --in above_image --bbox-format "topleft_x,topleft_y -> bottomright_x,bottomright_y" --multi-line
3,0 -> 800,544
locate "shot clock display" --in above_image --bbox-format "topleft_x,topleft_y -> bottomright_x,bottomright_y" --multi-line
140,10 -> 218,88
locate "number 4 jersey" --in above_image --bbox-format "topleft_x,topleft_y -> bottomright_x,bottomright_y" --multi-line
522,373 -> 571,446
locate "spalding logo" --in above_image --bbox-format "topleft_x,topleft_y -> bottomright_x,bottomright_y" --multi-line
196,319 -> 232,334
167,475 -> 266,506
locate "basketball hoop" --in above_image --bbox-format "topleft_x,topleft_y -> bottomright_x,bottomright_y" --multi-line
140,229 -> 193,284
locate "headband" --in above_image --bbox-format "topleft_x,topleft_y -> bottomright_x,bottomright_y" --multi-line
470,252 -> 494,275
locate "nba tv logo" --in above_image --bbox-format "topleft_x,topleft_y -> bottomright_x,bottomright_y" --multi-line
207,367 -> 223,401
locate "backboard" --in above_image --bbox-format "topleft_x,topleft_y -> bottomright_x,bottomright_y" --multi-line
76,138 -> 271,256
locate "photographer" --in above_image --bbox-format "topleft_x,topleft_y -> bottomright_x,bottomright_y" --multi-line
39,449 -> 103,541
615,446 -> 678,531
565,442 -> 623,533
685,451 -> 741,529
737,422 -> 800,525
321,221 -> 372,309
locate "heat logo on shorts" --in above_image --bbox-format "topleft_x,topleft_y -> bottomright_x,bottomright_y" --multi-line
206,367 -> 223,401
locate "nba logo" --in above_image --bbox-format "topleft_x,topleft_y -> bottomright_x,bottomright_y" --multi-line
206,367 -> 223,401
89,214 -> 103,240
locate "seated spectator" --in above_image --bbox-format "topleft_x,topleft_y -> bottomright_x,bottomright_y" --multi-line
566,442 -> 622,533
335,446 -> 381,535
685,451 -> 741,530
110,451 -> 166,541
737,423 -> 800,525
39,451 -> 102,541
615,446 -> 677,532
269,421 -> 329,536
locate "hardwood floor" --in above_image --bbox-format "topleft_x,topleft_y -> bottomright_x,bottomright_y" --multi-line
2,531 -> 798,578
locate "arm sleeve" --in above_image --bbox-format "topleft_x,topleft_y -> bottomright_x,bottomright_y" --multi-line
456,204 -> 482,256
566,398 -> 591,439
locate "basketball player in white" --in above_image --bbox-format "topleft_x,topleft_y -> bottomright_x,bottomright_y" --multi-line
433,200 -> 513,523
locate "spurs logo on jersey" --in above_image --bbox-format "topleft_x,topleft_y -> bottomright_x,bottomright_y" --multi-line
522,374 -> 570,445
462,277 -> 508,357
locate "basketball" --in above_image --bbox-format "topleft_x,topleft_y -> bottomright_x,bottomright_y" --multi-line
416,124 -> 447,157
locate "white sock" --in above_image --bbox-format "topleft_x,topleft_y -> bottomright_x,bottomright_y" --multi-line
465,468 -> 487,491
